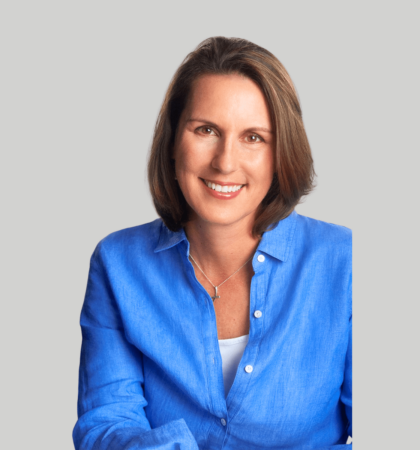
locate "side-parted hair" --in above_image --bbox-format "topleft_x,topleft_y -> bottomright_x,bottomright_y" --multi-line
148,36 -> 315,238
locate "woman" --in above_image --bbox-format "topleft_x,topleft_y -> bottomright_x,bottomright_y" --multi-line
73,37 -> 352,450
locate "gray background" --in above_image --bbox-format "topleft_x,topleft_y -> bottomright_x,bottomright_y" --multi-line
1,1 -> 418,449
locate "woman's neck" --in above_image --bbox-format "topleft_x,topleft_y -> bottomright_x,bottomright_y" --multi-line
184,215 -> 261,276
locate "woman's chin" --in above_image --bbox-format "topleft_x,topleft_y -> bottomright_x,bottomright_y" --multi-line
189,208 -> 255,229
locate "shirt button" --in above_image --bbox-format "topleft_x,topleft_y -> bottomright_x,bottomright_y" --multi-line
257,254 -> 265,262
245,365 -> 253,373
254,310 -> 262,318
221,418 -> 226,426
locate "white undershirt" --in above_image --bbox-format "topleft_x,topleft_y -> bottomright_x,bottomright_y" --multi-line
218,334 -> 249,398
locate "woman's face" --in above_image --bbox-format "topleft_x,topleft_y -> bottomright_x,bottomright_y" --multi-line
173,73 -> 275,229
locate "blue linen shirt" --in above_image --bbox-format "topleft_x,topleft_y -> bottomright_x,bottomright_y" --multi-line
73,211 -> 352,450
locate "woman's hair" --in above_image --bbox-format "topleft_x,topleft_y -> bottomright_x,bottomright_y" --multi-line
148,36 -> 315,238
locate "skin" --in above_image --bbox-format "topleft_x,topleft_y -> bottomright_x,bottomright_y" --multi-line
172,73 -> 275,338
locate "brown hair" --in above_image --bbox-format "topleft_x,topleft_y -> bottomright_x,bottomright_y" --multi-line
147,36 -> 315,238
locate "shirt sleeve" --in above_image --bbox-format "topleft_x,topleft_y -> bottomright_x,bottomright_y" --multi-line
341,314 -> 352,440
72,244 -> 199,450
315,313 -> 353,450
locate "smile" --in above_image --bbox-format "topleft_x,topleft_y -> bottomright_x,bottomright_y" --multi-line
202,179 -> 244,193
200,178 -> 245,200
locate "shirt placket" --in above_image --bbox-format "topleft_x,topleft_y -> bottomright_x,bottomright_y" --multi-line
182,242 -> 270,444
180,240 -> 229,446
224,252 -> 268,421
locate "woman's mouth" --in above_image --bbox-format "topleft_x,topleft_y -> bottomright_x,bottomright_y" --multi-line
200,178 -> 245,200
201,179 -> 244,193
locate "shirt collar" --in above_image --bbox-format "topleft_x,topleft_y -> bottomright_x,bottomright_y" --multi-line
154,221 -> 188,253
154,210 -> 298,262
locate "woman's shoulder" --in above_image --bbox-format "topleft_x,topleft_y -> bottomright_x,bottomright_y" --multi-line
292,213 -> 352,280
295,212 -> 352,245
291,212 -> 352,262
91,217 -> 164,261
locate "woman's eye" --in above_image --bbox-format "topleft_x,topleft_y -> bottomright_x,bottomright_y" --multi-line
246,134 -> 264,143
198,126 -> 215,135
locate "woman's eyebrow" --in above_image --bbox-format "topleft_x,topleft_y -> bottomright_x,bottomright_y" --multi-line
186,117 -> 273,134
186,117 -> 219,128
245,126 -> 273,135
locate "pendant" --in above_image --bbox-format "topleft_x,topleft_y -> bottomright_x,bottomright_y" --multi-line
211,286 -> 220,302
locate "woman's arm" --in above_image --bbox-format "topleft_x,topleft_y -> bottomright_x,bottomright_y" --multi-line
340,315 -> 352,443
310,273 -> 353,450
315,314 -> 352,449
72,244 -> 199,450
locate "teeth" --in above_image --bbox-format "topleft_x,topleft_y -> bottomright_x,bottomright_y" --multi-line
205,180 -> 243,193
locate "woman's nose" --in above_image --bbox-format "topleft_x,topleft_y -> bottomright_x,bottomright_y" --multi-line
211,136 -> 239,174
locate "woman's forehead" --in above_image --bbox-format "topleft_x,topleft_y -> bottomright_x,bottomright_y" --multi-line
183,74 -> 272,128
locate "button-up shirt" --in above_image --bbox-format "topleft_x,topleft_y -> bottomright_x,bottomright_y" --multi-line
73,210 -> 352,450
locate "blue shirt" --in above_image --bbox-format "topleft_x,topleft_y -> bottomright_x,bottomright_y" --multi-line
73,211 -> 352,450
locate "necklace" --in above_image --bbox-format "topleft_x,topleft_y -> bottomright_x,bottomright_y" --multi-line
189,253 -> 254,302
